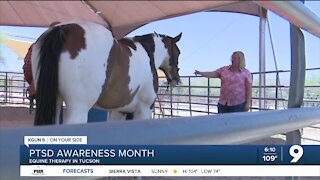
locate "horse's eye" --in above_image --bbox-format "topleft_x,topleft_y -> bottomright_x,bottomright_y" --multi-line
177,68 -> 180,72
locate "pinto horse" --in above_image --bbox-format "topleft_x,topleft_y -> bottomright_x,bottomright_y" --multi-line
31,21 -> 182,125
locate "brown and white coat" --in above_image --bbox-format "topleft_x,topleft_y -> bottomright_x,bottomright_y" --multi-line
32,21 -> 182,125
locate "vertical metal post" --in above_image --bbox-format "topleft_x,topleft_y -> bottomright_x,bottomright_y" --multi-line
286,1 -> 306,145
286,1 -> 305,180
170,86 -> 173,117
23,80 -> 26,103
286,24 -> 305,146
207,78 -> 210,115
188,77 -> 192,116
259,8 -> 267,110
275,72 -> 279,110
5,72 -> 8,103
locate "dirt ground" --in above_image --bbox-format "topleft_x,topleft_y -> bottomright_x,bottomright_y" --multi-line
0,105 -> 34,128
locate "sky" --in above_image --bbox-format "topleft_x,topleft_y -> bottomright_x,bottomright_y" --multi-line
0,1 -> 319,78
127,1 -> 320,77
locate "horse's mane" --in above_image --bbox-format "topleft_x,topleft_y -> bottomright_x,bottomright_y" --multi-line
133,34 -> 158,93
132,34 -> 155,53
119,33 -> 167,94
119,33 -> 157,50
118,38 -> 137,51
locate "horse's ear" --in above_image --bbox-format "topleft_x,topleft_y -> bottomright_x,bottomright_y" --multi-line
154,31 -> 159,36
174,32 -> 182,42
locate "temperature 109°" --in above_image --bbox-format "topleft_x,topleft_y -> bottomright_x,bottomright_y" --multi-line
262,155 -> 278,162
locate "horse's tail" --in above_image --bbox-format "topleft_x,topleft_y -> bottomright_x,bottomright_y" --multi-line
34,25 -> 68,125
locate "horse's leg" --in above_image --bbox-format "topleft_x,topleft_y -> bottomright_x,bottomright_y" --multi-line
133,104 -> 152,120
58,50 -> 109,124
59,79 -> 100,124
108,111 -> 126,121
55,96 -> 63,125
64,101 -> 91,124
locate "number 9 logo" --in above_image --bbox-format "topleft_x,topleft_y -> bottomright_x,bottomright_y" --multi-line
289,145 -> 304,163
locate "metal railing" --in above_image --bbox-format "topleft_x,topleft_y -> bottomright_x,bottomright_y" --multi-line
1,68 -> 320,144
0,71 -> 28,105
153,68 -> 320,118
152,68 -> 320,144
1,69 -> 319,112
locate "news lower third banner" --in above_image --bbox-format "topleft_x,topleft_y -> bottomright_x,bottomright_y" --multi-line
20,136 -> 320,177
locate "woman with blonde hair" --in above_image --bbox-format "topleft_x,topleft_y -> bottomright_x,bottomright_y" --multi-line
194,51 -> 252,113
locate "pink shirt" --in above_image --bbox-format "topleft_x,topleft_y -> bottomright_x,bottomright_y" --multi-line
215,66 -> 252,106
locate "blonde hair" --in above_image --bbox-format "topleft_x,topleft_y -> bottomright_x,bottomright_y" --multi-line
232,51 -> 246,68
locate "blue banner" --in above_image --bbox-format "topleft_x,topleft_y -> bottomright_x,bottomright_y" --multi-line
20,145 -> 320,165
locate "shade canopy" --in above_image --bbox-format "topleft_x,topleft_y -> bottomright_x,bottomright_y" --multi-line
0,1 -> 319,39
3,39 -> 31,59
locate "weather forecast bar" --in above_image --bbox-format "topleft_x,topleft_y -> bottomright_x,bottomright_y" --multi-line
20,165 -> 320,176
20,137 -> 320,177
21,145 -> 320,165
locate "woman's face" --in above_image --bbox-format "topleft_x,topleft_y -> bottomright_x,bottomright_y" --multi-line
231,53 -> 240,67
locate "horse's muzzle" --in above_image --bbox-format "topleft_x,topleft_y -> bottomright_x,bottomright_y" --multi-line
169,80 -> 178,87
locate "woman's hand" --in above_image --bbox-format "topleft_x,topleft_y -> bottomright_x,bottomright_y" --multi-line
194,70 -> 200,75
244,102 -> 250,112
